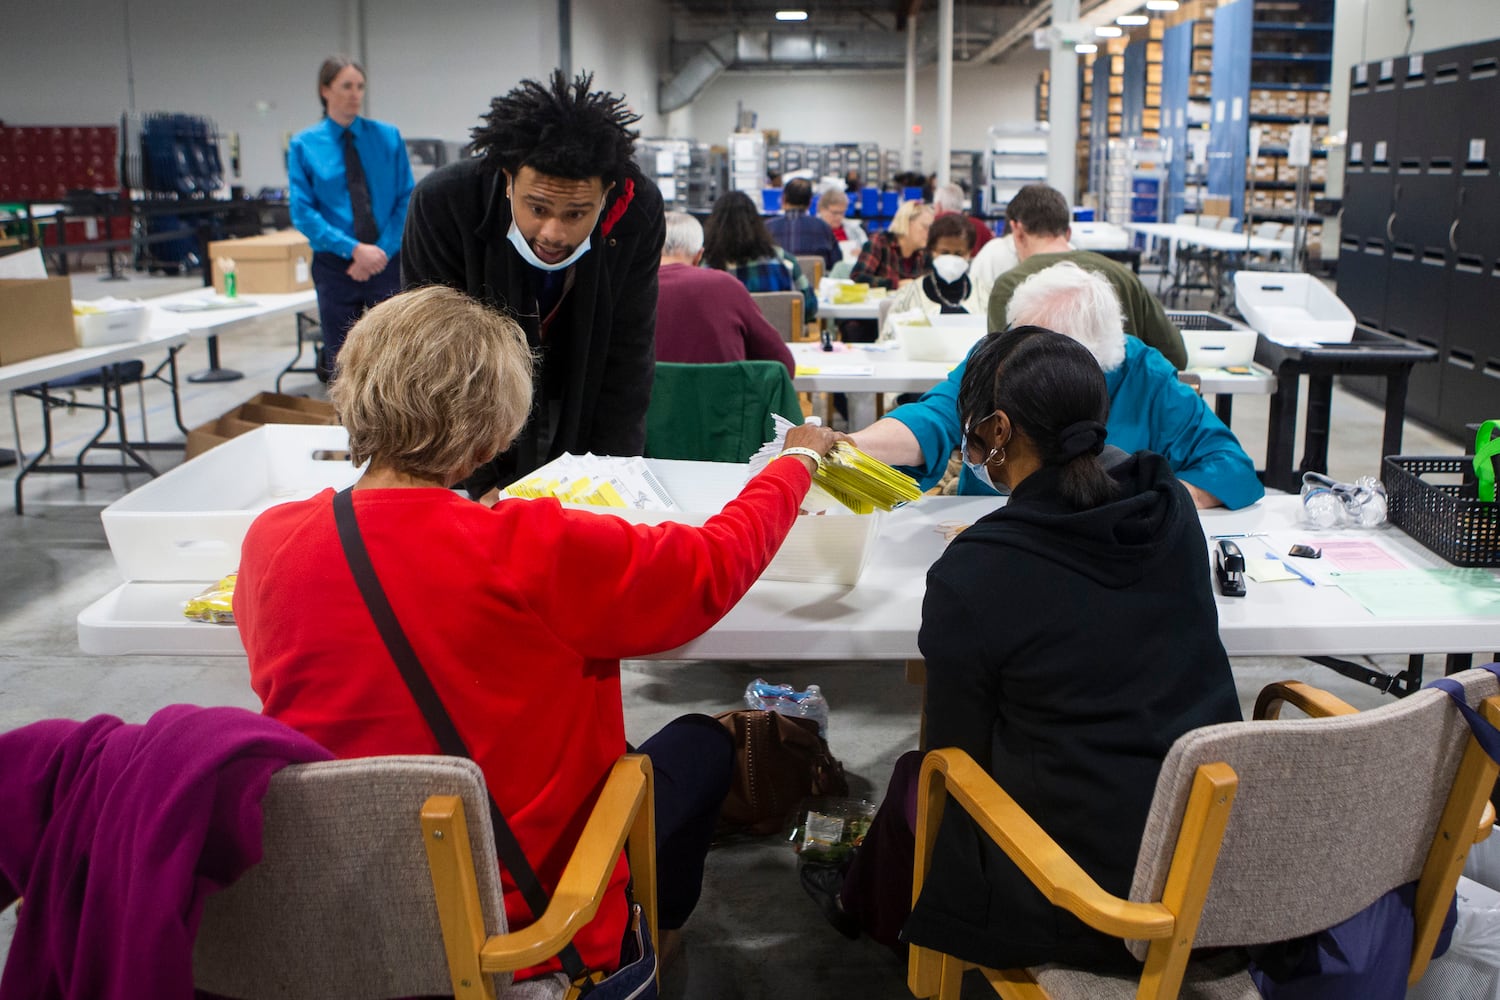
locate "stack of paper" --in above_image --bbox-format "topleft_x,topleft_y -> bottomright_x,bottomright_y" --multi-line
501,454 -> 678,510
812,442 -> 923,514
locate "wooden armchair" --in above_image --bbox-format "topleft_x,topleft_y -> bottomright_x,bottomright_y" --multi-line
749,290 -> 805,343
193,754 -> 656,1000
909,669 -> 1500,999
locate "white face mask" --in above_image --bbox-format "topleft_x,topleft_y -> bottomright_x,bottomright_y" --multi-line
963,449 -> 1001,493
505,182 -> 604,272
931,254 -> 970,283
507,220 -> 592,272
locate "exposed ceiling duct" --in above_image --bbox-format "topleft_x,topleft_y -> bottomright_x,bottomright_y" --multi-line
658,33 -> 738,113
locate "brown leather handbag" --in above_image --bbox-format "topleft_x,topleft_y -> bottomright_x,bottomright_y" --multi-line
714,709 -> 849,836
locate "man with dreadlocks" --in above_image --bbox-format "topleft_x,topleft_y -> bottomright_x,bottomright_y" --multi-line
402,70 -> 664,495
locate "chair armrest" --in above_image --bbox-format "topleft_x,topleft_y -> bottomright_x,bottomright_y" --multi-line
1254,681 -> 1360,720
918,748 -> 1176,940
472,754 -> 653,973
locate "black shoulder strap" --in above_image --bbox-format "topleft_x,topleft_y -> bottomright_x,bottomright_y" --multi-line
331,487 -> 591,985
1429,663 -> 1500,765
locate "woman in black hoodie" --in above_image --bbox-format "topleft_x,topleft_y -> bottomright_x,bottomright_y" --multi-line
810,327 -> 1242,971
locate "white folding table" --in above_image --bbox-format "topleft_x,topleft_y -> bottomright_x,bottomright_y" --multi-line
2,327 -> 191,513
78,447 -> 1499,699
145,287 -> 320,383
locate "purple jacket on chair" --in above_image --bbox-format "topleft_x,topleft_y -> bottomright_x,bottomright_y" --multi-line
0,704 -> 332,1000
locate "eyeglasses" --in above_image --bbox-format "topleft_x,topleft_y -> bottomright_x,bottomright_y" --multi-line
962,411 -> 999,461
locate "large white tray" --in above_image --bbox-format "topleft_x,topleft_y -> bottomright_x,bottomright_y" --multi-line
101,424 -> 358,581
1234,271 -> 1355,345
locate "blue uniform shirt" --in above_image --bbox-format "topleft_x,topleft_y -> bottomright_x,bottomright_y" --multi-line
287,116 -> 413,260
886,335 -> 1265,510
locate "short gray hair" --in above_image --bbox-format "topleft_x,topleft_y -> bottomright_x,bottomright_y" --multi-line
1005,261 -> 1127,372
662,211 -> 704,258
331,286 -> 535,482
817,184 -> 848,208
933,183 -> 966,214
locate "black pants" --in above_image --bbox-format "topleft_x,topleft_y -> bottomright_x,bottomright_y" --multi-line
638,713 -> 734,929
311,250 -> 402,372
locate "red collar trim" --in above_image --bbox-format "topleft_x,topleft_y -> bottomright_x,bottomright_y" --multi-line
600,178 -> 634,237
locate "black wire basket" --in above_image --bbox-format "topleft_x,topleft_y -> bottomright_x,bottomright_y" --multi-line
1382,456 -> 1500,567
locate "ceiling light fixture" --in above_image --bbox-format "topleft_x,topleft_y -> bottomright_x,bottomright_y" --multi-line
775,9 -> 808,20
1116,14 -> 1150,25
1095,25 -> 1123,37
1145,0 -> 1180,10
1075,42 -> 1099,53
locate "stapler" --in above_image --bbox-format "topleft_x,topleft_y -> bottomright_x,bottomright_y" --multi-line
1214,538 -> 1247,597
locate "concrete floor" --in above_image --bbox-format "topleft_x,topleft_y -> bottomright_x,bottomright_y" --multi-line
0,265 -> 1483,998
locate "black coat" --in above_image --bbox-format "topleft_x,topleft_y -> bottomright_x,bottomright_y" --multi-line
402,158 -> 664,493
905,452 -> 1242,970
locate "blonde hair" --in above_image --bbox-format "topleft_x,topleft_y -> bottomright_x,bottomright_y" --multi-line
331,286 -> 535,481
887,199 -> 933,238
1005,261 -> 1127,372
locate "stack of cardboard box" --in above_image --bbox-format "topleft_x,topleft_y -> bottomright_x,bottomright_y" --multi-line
185,391 -> 337,459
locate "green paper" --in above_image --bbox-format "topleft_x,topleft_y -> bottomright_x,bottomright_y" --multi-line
1335,569 -> 1500,619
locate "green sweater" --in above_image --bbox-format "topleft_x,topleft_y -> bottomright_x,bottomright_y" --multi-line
986,250 -> 1188,370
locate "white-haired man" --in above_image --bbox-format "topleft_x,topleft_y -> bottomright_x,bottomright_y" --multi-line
655,211 -> 795,377
844,261 -> 1263,509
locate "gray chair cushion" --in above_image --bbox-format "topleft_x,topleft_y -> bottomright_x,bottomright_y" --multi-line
1034,949 -> 1257,999
1127,669 -> 1500,959
193,755 -> 507,1000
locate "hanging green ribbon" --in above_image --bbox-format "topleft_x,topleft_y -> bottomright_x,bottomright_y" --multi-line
1475,419 -> 1500,503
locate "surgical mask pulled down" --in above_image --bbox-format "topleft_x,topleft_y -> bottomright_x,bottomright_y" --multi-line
962,413 -> 1007,495
931,254 -> 970,284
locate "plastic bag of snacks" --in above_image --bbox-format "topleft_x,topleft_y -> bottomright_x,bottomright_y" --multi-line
789,797 -> 876,864
183,574 -> 238,625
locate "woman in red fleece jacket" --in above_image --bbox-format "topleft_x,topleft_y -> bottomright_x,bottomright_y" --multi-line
233,285 -> 837,988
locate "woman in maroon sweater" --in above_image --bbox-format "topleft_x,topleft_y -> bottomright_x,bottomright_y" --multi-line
234,285 -> 836,988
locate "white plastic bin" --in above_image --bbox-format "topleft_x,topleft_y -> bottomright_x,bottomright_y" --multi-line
101,424 -> 358,581
1233,271 -> 1355,345
74,303 -> 149,347
894,315 -> 986,363
1182,327 -> 1258,369
557,457 -> 883,586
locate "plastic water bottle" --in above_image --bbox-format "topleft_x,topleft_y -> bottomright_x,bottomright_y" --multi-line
1301,479 -> 1344,529
1348,475 -> 1389,528
744,678 -> 830,738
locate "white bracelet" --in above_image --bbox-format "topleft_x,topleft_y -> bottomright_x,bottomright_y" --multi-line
780,446 -> 823,466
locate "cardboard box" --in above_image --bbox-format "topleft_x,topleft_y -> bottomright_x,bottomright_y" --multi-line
0,276 -> 77,364
243,391 -> 337,421
182,392 -> 336,459
206,230 -> 313,295
1201,196 -> 1232,218
1250,89 -> 1280,115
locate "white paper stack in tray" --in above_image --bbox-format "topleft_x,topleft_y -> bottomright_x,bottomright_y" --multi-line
504,453 -> 881,586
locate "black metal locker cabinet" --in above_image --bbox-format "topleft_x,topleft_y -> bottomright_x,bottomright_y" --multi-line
1380,49 -> 1455,424
1337,59 -> 1397,329
1438,43 -> 1500,436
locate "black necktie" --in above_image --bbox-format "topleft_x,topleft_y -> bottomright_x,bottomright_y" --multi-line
342,128 -> 380,246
